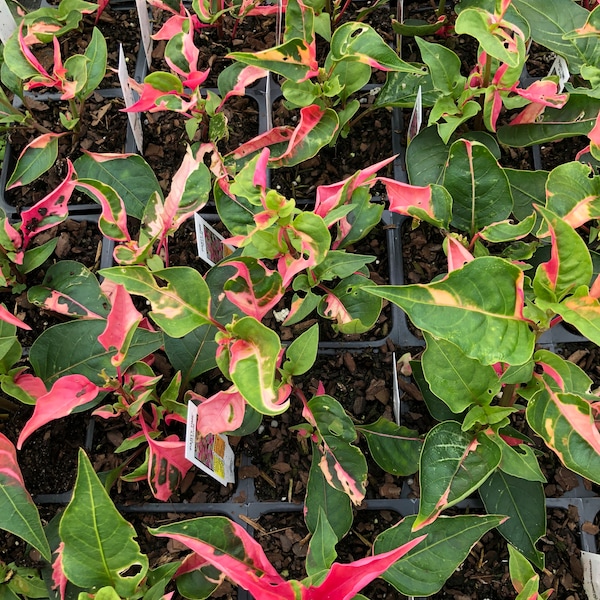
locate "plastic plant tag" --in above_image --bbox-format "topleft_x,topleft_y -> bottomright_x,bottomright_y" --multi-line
0,0 -> 17,44
135,0 -> 153,70
548,55 -> 570,93
407,86 -> 422,144
392,351 -> 401,426
118,45 -> 144,153
582,551 -> 600,600
194,213 -> 234,266
185,400 -> 235,486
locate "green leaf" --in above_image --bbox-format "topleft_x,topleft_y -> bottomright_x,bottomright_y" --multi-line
406,125 -> 449,186
80,27 -> 107,98
415,37 -> 464,96
7,134 -> 60,189
443,139 -> 513,235
478,213 -> 536,243
329,22 -> 424,73
357,418 -> 421,476
497,93 -> 600,146
60,450 -> 148,595
30,320 -> 163,385
511,0 -> 599,74
375,514 -> 505,596
164,325 -> 218,386
100,266 -> 212,337
21,239 -> 59,275
74,153 -> 162,220
282,323 -> 318,376
493,436 -> 546,483
305,507 -> 338,578
422,333 -> 501,412
479,470 -> 546,569
0,433 -> 52,562
305,443 -> 353,540
415,421 -> 501,529
364,257 -> 535,366
455,8 -> 524,67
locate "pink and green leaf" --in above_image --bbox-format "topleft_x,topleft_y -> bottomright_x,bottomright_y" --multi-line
533,206 -> 593,303
19,159 -> 77,247
545,161 -> 600,229
7,132 -> 66,189
269,105 -> 339,168
76,179 -> 130,242
364,257 -> 535,366
100,266 -> 212,338
383,179 -> 452,228
222,258 -> 284,321
306,394 -> 368,505
303,536 -> 426,599
17,375 -> 101,449
218,316 -> 288,415
139,417 -> 192,501
228,38 -> 319,83
0,432 -> 52,562
151,516 -> 297,600
413,421 -> 501,530
526,372 -> 600,485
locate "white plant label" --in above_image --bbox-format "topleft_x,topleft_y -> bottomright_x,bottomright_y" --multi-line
582,551 -> 600,600
195,213 -> 234,266
392,351 -> 401,426
407,85 -> 423,143
186,401 -> 235,486
548,55 -> 570,93
135,0 -> 153,70
118,45 -> 144,153
0,0 -> 17,44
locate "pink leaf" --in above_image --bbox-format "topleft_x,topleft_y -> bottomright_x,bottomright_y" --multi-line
253,147 -> 270,190
51,542 -> 68,600
13,372 -> 47,402
95,0 -> 110,22
228,127 -> 294,161
20,160 -> 77,247
513,79 -> 568,110
17,376 -> 100,449
140,417 -> 192,501
382,178 -> 437,219
18,22 -> 51,80
0,432 -> 26,488
322,293 -> 353,324
153,15 -> 190,40
187,386 -> 246,436
304,535 -> 426,600
98,284 -> 143,367
446,236 -> 474,272
314,155 -> 395,218
0,304 -> 30,330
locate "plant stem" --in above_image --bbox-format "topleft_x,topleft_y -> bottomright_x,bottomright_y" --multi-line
498,383 -> 517,407
436,0 -> 446,18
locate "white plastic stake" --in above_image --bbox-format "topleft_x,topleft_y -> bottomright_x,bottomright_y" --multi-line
0,0 -> 17,44
392,351 -> 401,426
135,0 -> 153,70
118,44 -> 144,153
548,55 -> 570,93
582,551 -> 600,600
407,85 -> 423,144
